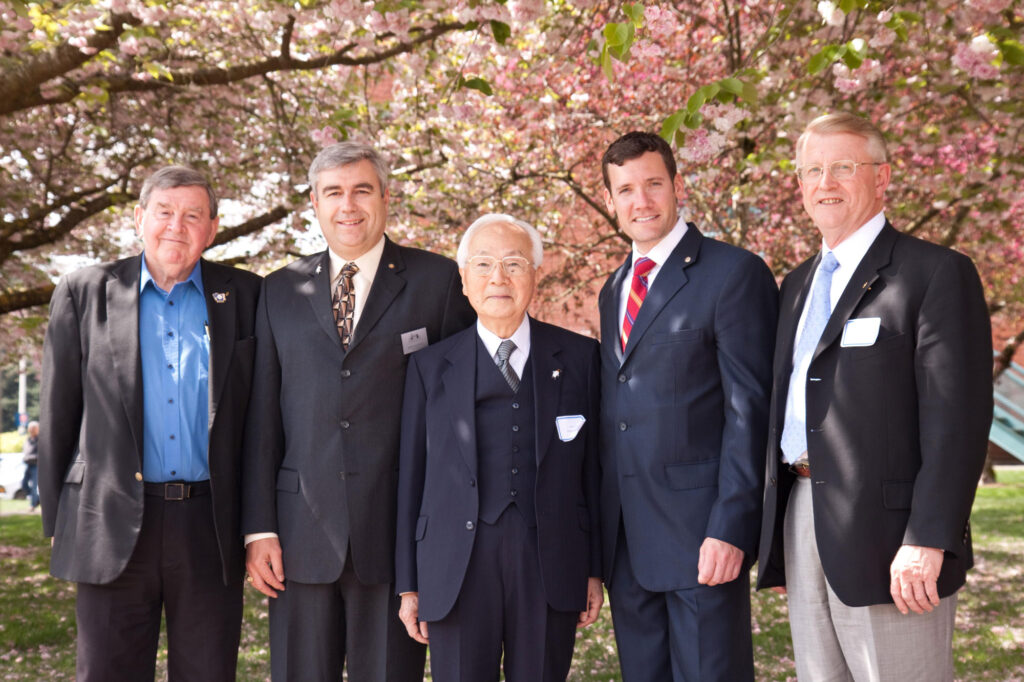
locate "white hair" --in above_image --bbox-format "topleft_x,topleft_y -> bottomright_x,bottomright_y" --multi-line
456,213 -> 543,268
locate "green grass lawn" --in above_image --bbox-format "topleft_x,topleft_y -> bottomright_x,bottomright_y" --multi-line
2,468 -> 1022,681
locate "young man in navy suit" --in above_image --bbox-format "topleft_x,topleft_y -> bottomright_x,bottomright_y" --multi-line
597,132 -> 778,681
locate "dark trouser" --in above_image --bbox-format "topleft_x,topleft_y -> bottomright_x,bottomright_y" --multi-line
268,552 -> 426,682
21,462 -> 38,508
608,522 -> 754,682
427,507 -> 579,682
75,488 -> 242,682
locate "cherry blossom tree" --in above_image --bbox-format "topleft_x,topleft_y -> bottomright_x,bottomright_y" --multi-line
1,0 -> 1021,363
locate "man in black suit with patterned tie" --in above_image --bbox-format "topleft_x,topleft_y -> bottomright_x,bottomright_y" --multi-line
242,142 -> 475,681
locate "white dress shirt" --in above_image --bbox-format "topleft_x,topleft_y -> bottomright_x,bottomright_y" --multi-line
477,316 -> 531,378
616,215 -> 689,342
780,211 -> 886,463
327,235 -> 386,333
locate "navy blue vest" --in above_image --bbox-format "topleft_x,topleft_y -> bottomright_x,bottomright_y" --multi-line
475,336 -> 537,527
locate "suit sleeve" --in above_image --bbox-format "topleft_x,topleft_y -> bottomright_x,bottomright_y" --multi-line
38,277 -> 84,538
438,263 -> 475,339
905,251 -> 992,552
705,254 -> 778,557
241,279 -> 286,535
395,352 -> 429,595
583,340 -> 603,579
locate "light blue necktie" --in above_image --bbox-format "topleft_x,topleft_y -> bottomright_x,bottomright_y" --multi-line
780,251 -> 840,459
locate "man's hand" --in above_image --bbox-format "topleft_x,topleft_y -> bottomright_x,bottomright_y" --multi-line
577,577 -> 604,628
697,537 -> 744,586
245,537 -> 286,598
890,544 -> 944,615
398,593 -> 429,644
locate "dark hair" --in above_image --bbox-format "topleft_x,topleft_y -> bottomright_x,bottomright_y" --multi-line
601,131 -> 677,190
140,166 -> 218,218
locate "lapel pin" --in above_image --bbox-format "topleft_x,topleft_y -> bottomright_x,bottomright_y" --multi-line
315,264 -> 322,275
388,262 -> 395,269
551,369 -> 561,380
684,256 -> 692,263
212,292 -> 229,303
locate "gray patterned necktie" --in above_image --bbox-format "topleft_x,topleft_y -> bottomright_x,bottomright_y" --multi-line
780,251 -> 840,459
332,262 -> 359,349
495,339 -> 520,392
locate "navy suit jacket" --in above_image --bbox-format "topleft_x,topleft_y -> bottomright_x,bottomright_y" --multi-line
757,223 -> 992,606
40,256 -> 261,585
598,225 -> 778,592
395,318 -> 601,622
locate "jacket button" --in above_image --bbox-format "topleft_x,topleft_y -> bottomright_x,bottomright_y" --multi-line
465,521 -> 475,531
618,374 -> 627,383
338,472 -> 347,480
469,478 -> 476,487
341,369 -> 351,378
340,420 -> 350,429
135,472 -> 143,482
619,422 -> 627,431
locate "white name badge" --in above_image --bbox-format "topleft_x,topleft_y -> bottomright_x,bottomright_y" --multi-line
841,317 -> 881,347
555,415 -> 586,442
401,327 -> 429,355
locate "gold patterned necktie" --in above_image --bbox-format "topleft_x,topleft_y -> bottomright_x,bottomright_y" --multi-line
332,262 -> 359,349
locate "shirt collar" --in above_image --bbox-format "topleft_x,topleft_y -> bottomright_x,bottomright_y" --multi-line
821,211 -> 886,269
328,235 -> 386,283
140,255 -> 204,295
632,214 -> 688,268
476,315 -> 531,359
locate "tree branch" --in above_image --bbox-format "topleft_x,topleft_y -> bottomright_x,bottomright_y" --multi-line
2,20 -> 469,115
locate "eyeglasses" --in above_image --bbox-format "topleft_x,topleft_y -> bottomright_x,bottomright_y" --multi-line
466,255 -> 533,278
796,160 -> 884,181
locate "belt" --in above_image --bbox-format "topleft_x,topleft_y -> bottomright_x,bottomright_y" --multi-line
789,461 -> 811,478
144,480 -> 211,500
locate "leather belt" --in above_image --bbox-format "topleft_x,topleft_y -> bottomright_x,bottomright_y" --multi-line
144,480 -> 211,500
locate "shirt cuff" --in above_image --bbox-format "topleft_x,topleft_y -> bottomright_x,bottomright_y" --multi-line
244,532 -> 278,546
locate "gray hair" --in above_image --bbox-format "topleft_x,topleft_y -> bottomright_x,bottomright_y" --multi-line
27,421 -> 39,430
140,166 -> 218,218
308,142 -> 390,195
796,112 -> 889,165
456,213 -> 543,268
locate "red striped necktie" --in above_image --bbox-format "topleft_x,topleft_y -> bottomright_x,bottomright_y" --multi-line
621,256 -> 656,351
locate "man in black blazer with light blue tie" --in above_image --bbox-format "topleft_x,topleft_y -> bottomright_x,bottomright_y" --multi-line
395,214 -> 604,681
597,132 -> 778,681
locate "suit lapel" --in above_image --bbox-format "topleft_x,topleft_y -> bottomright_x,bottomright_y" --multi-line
600,256 -> 630,364
442,328 -> 479,476
529,320 -> 563,465
777,256 -> 818,375
814,223 -> 897,359
302,252 -> 341,348
107,256 -> 144,464
621,225 -> 700,366
202,261 -> 235,427
347,237 -> 406,354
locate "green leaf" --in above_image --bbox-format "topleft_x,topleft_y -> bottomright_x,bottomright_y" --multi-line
623,2 -> 645,24
490,20 -> 510,45
740,81 -> 758,104
838,0 -> 857,14
808,52 -> 831,75
684,111 -> 703,129
999,40 -> 1024,66
603,22 -> 631,47
459,77 -> 493,96
610,43 -> 632,62
686,90 -> 707,113
660,110 -> 686,143
600,47 -> 615,81
842,50 -> 863,69
719,77 -> 744,95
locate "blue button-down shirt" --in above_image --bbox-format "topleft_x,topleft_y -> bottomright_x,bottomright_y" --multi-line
139,257 -> 210,482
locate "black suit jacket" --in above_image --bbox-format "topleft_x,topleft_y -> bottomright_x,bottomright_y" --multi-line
394,318 -> 601,622
242,237 -> 475,585
598,225 -> 778,592
757,223 -> 993,606
39,255 -> 262,585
